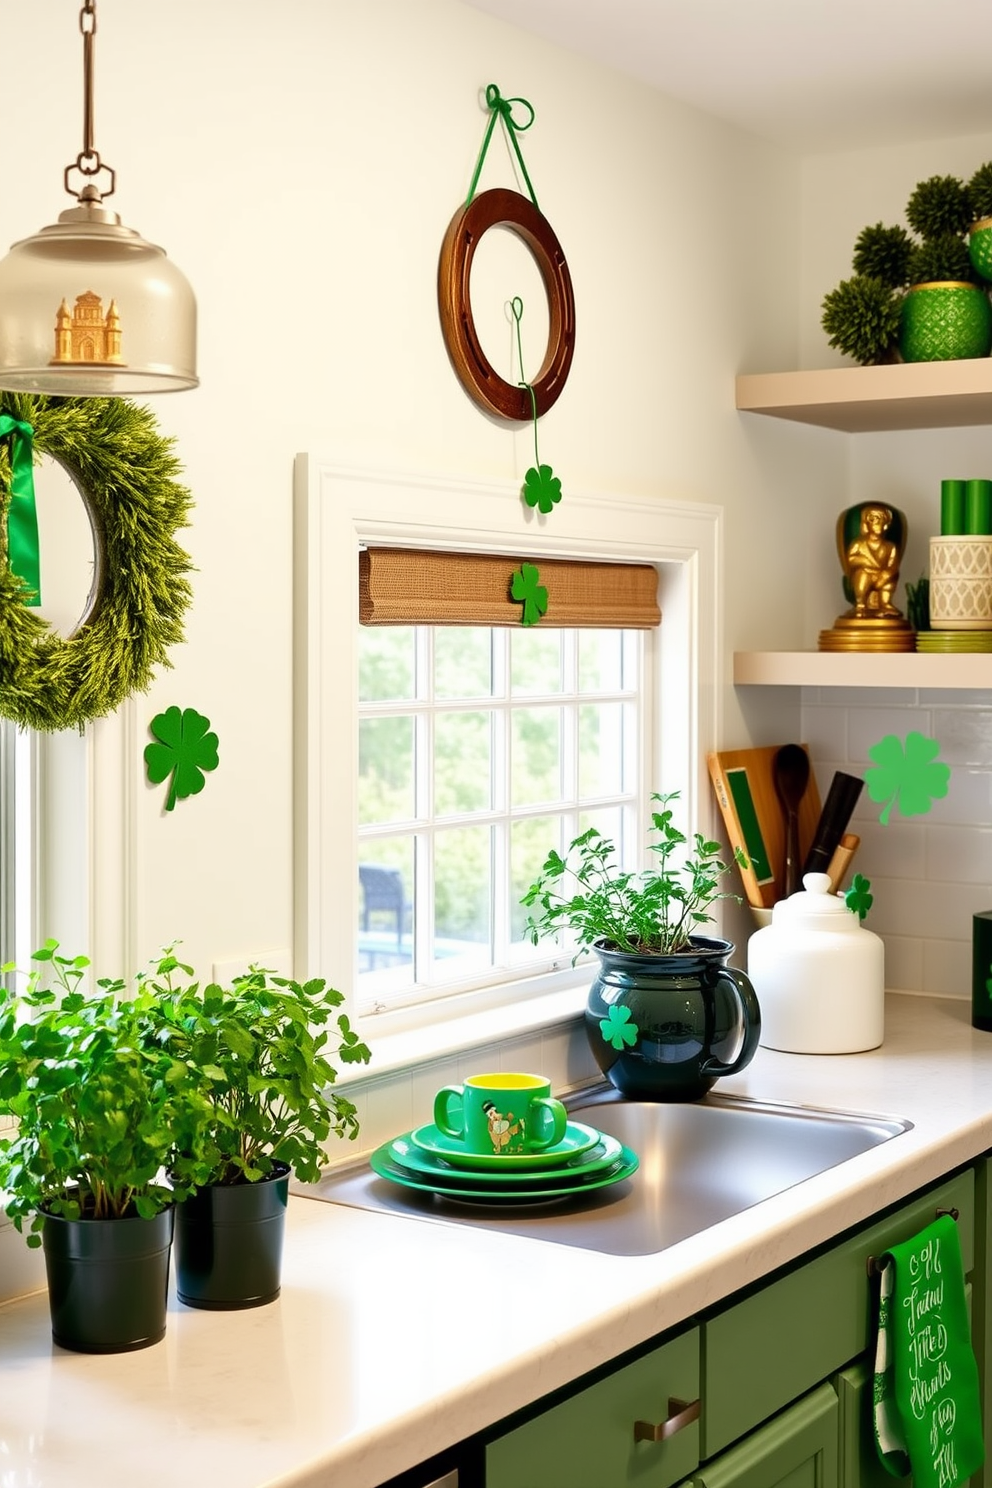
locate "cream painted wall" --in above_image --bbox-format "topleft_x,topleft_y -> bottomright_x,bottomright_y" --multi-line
3,0 -> 825,979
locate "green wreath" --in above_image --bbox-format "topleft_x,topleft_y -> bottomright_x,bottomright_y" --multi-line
0,394 -> 193,732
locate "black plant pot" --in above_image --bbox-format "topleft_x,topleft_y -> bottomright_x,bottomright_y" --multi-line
174,1162 -> 290,1310
41,1206 -> 174,1353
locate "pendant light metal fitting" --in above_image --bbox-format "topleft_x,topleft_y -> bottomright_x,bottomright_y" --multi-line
0,0 -> 198,395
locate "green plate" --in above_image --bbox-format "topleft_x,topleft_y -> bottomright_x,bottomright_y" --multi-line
387,1130 -> 623,1186
369,1142 -> 639,1204
408,1119 -> 599,1171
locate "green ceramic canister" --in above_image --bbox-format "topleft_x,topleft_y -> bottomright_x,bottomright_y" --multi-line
941,480 -> 967,536
973,911 -> 992,1031
966,479 -> 992,536
899,282 -> 992,363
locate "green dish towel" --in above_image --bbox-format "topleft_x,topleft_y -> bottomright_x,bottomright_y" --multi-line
873,1213 -> 984,1488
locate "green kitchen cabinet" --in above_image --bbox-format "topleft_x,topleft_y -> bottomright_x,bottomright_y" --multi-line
482,1165 -> 980,1488
680,1382 -> 839,1488
485,1323 -> 700,1488
702,1167 -> 974,1459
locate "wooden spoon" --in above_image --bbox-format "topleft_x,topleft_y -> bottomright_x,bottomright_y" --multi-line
773,745 -> 810,898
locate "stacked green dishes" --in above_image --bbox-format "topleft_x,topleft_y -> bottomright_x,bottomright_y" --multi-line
917,631 -> 992,653
370,1120 -> 638,1203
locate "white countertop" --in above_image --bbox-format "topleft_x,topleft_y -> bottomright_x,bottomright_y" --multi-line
3,992 -> 992,1488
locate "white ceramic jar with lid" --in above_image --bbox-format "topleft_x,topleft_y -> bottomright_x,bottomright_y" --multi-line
746,871 -> 884,1054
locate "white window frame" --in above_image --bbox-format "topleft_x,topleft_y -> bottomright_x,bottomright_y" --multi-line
293,458 -> 724,1045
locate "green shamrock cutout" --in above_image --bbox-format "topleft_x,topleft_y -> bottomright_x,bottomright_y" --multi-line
600,1004 -> 639,1051
511,297 -> 564,516
145,706 -> 219,812
522,463 -> 562,515
845,873 -> 873,921
510,562 -> 548,627
864,730 -> 949,826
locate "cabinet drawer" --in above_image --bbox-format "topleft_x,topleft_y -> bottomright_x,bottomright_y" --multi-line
486,1325 -> 699,1488
702,1168 -> 974,1458
685,1382 -> 838,1488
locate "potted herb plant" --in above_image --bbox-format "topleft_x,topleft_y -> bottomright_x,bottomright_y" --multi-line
143,954 -> 371,1309
0,940 -> 200,1353
521,792 -> 760,1102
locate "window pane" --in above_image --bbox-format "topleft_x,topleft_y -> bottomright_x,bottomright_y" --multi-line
435,711 -> 492,815
510,814 -> 562,947
578,631 -> 624,692
435,629 -> 492,699
511,707 -> 562,807
359,716 -> 415,825
359,627 -> 415,702
358,842 -> 414,987
510,628 -> 563,695
579,702 -> 631,799
577,809 -> 633,874
434,826 -> 492,975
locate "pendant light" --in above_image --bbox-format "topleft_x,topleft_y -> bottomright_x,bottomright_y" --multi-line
0,1 -> 197,395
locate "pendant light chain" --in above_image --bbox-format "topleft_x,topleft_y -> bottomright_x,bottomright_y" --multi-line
66,0 -> 115,201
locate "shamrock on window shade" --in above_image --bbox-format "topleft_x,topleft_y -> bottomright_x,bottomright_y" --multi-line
145,706 -> 220,812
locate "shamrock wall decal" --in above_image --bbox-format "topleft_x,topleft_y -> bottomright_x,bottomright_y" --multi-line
144,706 -> 220,812
510,562 -> 548,626
864,730 -> 950,825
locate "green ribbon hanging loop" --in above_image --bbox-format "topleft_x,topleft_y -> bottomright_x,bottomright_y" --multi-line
0,413 -> 40,607
466,83 -> 540,210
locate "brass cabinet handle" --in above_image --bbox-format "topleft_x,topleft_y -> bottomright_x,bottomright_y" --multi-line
634,1396 -> 701,1443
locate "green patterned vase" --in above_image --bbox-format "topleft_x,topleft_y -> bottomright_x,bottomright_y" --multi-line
899,281 -> 992,362
969,218 -> 992,284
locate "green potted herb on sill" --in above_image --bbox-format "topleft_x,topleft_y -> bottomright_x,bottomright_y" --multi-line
520,791 -> 760,1103
0,940 -> 200,1353
144,955 -> 371,1310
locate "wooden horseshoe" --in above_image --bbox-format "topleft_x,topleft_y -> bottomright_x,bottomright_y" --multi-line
438,187 -> 576,422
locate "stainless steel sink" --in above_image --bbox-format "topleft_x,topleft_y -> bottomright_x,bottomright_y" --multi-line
307,1086 -> 911,1256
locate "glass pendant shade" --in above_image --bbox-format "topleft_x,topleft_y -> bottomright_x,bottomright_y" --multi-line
0,200 -> 198,395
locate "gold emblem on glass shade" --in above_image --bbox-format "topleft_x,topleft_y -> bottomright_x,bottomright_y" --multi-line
50,290 -> 125,368
819,501 -> 916,652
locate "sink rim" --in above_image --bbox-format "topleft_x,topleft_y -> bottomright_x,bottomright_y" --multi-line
565,1081 -> 913,1138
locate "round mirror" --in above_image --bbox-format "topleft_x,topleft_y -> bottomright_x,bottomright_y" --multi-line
32,453 -> 104,635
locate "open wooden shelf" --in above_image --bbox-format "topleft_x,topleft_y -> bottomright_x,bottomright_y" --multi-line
734,650 -> 992,688
736,360 -> 992,433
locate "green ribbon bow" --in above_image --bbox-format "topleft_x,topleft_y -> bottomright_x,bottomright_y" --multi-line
0,413 -> 40,606
466,83 -> 539,210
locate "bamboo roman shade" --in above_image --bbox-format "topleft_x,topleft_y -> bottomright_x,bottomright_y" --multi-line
359,548 -> 661,628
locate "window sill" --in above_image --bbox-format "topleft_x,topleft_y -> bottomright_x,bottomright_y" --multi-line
336,977 -> 591,1087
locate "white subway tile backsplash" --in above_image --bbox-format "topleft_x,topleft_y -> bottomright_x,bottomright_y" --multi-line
800,707 -> 849,761
931,710 -> 992,766
920,689 -> 992,707
853,820 -> 926,881
922,938 -> 971,999
926,825 -> 992,887
801,690 -> 992,1005
925,768 -> 992,827
881,935 -> 923,994
847,706 -> 933,764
